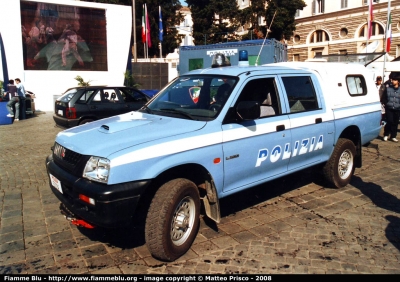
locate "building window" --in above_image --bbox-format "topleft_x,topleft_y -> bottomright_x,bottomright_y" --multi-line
238,0 -> 250,9
312,48 -> 324,58
312,0 -> 325,14
363,0 -> 379,4
359,22 -> 384,37
294,35 -> 301,43
311,30 -> 329,43
293,54 -> 300,61
340,28 -> 348,38
341,0 -> 348,9
339,49 -> 347,55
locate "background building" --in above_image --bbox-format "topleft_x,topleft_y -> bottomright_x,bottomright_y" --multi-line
1,0 -> 132,111
288,0 -> 400,63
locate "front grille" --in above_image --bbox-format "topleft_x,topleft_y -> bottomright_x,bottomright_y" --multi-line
53,142 -> 83,166
53,142 -> 89,176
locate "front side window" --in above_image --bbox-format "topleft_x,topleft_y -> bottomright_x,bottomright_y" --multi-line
347,75 -> 367,96
235,77 -> 281,118
120,88 -> 148,103
281,76 -> 319,113
143,75 -> 238,121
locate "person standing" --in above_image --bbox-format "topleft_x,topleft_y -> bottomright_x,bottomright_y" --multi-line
375,76 -> 382,89
381,73 -> 400,142
15,78 -> 26,119
3,80 -> 20,121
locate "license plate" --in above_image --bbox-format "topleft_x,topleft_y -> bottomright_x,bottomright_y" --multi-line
58,110 -> 63,116
50,173 -> 63,194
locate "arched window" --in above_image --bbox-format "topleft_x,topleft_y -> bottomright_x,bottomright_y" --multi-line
310,30 -> 329,43
359,22 -> 384,37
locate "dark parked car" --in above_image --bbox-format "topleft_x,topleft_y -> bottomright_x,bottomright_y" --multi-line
53,86 -> 151,128
26,90 -> 36,115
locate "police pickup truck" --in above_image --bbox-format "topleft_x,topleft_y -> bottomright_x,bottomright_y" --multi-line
46,54 -> 381,262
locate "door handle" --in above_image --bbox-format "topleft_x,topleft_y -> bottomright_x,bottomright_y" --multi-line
276,124 -> 285,132
315,118 -> 322,124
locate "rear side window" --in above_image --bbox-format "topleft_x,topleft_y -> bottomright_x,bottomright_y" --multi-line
346,75 -> 366,96
76,90 -> 96,103
281,76 -> 319,113
59,89 -> 78,102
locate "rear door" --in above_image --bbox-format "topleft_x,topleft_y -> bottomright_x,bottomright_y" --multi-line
86,88 -> 121,119
278,75 -> 335,172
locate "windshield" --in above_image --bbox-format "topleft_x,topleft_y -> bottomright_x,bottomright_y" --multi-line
142,75 -> 237,121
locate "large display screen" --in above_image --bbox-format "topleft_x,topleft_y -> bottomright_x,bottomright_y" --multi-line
20,1 -> 107,71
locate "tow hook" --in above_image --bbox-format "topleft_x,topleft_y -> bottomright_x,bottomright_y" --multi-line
60,204 -> 95,229
65,216 -> 95,229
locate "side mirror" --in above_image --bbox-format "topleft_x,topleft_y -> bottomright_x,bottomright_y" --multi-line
236,101 -> 260,120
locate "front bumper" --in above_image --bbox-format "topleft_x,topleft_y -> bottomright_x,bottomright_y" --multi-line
46,154 -> 151,228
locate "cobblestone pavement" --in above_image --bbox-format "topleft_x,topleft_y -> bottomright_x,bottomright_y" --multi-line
0,112 -> 400,274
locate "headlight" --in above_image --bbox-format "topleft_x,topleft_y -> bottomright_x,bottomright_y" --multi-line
83,157 -> 110,183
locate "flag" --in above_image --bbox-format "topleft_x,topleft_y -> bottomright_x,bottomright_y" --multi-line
141,5 -> 146,43
386,12 -> 392,52
145,4 -> 152,47
367,0 -> 374,39
159,6 -> 163,42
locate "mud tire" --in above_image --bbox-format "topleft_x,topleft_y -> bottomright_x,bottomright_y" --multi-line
145,178 -> 200,261
323,138 -> 356,188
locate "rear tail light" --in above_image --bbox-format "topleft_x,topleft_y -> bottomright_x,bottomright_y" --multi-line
66,107 -> 77,119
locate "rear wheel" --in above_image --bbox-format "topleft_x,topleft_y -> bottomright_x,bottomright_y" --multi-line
323,138 -> 356,188
145,178 -> 200,261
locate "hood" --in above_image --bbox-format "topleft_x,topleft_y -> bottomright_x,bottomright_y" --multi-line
55,112 -> 207,156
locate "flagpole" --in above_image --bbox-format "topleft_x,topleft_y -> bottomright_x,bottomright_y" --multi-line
365,0 -> 373,62
383,0 -> 391,80
159,6 -> 162,59
145,4 -> 149,60
132,0 -> 137,62
145,4 -> 147,59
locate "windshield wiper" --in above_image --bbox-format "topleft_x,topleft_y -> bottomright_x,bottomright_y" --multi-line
159,108 -> 195,120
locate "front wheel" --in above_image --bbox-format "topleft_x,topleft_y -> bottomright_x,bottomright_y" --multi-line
145,178 -> 200,261
323,138 -> 356,188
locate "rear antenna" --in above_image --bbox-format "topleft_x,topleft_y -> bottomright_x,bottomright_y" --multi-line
255,10 -> 277,66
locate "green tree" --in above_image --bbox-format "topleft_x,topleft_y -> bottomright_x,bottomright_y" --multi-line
186,0 -> 240,45
187,0 -> 306,44
85,0 -> 183,57
265,0 -> 306,41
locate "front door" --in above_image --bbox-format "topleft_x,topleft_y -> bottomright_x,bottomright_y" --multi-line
221,76 -> 291,194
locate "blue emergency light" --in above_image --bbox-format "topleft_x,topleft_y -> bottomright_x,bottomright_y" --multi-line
238,50 -> 249,67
